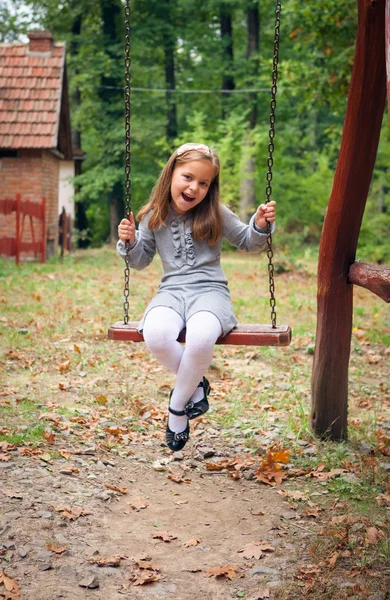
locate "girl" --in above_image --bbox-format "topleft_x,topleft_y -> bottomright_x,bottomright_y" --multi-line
117,142 -> 276,452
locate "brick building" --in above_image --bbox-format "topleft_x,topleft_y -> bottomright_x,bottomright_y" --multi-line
0,30 -> 83,259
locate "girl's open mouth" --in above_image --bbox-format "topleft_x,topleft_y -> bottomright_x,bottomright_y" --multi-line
182,192 -> 195,203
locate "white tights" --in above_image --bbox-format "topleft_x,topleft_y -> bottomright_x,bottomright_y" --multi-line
142,307 -> 222,432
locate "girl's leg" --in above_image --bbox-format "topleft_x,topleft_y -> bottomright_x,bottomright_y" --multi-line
142,307 -> 185,373
169,311 -> 222,432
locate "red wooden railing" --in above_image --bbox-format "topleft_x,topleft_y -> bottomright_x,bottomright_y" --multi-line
0,194 -> 46,264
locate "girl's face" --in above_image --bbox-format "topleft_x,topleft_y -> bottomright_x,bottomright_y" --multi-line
170,159 -> 215,215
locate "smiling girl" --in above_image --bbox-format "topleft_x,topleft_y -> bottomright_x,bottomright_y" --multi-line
117,143 -> 276,452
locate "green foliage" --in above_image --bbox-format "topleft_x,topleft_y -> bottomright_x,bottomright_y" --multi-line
2,0 -> 389,259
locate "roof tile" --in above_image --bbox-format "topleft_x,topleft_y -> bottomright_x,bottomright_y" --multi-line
0,40 -> 65,149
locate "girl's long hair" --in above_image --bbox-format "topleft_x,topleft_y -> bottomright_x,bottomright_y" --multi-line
136,147 -> 222,245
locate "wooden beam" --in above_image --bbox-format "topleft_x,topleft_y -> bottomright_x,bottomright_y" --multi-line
349,262 -> 390,302
311,0 -> 386,441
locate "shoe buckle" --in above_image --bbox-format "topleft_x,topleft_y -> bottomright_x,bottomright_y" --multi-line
185,400 -> 194,412
174,431 -> 188,441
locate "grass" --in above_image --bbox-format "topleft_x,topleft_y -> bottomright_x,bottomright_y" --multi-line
0,246 -> 389,596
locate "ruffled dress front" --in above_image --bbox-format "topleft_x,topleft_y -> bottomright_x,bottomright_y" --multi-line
117,204 -> 273,336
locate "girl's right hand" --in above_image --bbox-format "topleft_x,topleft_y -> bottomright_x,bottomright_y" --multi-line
118,213 -> 136,244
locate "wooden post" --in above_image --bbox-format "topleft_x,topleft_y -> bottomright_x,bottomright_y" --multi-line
41,197 -> 46,263
15,193 -> 21,266
311,0 -> 386,440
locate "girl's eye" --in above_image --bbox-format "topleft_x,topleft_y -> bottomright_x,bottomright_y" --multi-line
183,175 -> 191,180
201,182 -> 208,187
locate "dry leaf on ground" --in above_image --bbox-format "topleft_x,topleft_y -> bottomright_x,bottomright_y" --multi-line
128,497 -> 148,510
131,571 -> 160,586
46,544 -> 68,554
183,538 -> 202,547
104,483 -> 127,494
204,565 -> 239,580
239,541 -> 275,560
0,570 -> 21,599
88,556 -> 121,567
152,531 -> 177,543
167,473 -> 192,484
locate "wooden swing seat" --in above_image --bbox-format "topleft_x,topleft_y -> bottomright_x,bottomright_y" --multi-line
108,321 -> 292,346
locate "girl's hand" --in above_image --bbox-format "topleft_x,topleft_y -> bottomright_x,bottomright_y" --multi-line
255,201 -> 276,229
118,213 -> 136,244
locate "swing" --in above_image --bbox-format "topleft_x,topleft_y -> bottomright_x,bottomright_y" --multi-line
108,0 -> 291,347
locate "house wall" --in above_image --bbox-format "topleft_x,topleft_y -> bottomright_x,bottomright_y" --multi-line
42,151 -> 59,258
58,160 -> 75,218
0,149 -> 60,260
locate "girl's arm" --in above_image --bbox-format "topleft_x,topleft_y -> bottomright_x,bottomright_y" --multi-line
221,203 -> 276,252
116,212 -> 156,270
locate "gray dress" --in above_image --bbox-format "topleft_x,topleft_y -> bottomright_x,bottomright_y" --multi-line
116,204 -> 274,336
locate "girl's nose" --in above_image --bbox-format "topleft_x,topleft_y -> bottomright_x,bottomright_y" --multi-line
189,181 -> 198,192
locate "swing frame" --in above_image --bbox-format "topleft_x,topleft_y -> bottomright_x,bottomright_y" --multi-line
108,0 -> 292,348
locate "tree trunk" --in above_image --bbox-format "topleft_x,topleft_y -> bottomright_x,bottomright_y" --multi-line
163,0 -> 177,141
220,3 -> 235,118
99,0 -> 124,244
239,135 -> 256,223
311,0 -> 386,441
247,5 -> 260,130
239,4 -> 260,223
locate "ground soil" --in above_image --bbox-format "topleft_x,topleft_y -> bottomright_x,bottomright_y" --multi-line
1,422 -> 388,600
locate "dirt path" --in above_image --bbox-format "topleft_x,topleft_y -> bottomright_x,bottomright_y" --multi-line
2,426 -> 388,600
2,435 -> 302,600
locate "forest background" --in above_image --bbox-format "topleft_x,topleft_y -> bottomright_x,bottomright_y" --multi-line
1,0 -> 389,261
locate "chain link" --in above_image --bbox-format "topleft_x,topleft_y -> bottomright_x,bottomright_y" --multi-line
265,0 -> 281,328
123,0 -> 131,324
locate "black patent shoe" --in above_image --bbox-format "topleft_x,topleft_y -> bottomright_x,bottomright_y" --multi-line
185,377 -> 211,420
166,406 -> 190,451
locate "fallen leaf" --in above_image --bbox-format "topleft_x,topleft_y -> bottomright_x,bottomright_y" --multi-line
0,570 -> 21,598
88,556 -> 121,567
327,551 -> 340,569
57,360 -> 71,373
167,474 -> 192,484
135,560 -> 160,570
54,505 -> 90,520
43,431 -> 56,443
255,451 -> 286,486
128,497 -> 148,511
183,538 -> 202,547
95,394 -> 108,405
46,544 -> 68,554
152,531 -> 177,543
238,542 -> 263,560
38,412 -> 61,424
204,564 -> 238,580
104,483 -> 127,495
365,526 -> 383,545
131,571 -> 160,586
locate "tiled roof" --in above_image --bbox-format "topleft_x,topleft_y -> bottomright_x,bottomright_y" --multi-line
0,40 -> 65,149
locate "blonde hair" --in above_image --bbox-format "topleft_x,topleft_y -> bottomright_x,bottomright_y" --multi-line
136,145 -> 222,245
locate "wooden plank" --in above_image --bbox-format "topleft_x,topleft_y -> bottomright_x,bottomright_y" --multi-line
349,261 -> 390,302
108,322 -> 292,347
311,0 -> 386,441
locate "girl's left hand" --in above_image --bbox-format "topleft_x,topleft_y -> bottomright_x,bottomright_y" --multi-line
255,201 -> 276,229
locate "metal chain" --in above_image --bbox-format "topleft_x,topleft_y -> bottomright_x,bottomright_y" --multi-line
265,0 -> 281,328
123,0 -> 131,324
